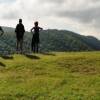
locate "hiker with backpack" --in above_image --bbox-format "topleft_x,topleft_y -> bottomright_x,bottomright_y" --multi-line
31,21 -> 43,53
15,19 -> 25,53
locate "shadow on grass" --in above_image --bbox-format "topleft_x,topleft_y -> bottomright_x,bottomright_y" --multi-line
1,56 -> 13,60
0,62 -> 6,67
25,54 -> 40,60
41,52 -> 56,56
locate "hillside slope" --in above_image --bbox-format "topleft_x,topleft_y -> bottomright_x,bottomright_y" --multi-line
0,52 -> 100,99
0,27 -> 100,55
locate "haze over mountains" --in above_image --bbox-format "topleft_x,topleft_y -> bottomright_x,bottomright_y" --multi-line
0,26 -> 100,55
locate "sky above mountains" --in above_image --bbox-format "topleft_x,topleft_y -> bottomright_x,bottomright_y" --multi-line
0,0 -> 100,39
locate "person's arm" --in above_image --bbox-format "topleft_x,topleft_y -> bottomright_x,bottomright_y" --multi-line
23,25 -> 25,33
0,27 -> 4,36
30,27 -> 34,33
39,27 -> 43,30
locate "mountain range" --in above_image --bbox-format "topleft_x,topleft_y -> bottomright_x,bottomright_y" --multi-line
0,27 -> 100,55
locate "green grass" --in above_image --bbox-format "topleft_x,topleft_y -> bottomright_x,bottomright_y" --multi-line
0,51 -> 100,100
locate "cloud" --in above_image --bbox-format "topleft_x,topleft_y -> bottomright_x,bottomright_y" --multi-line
57,6 -> 100,24
0,0 -> 16,3
0,0 -> 100,39
38,0 -> 64,4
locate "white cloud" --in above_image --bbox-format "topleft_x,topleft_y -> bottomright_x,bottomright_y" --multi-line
0,0 -> 16,3
0,0 -> 100,39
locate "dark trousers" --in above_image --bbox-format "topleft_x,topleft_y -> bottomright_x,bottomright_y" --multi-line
31,38 -> 39,53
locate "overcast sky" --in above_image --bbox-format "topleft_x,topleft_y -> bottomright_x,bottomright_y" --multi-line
0,0 -> 100,39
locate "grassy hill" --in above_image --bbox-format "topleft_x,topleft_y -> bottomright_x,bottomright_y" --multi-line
0,27 -> 100,55
0,52 -> 100,99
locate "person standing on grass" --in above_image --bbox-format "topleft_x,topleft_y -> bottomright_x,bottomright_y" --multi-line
15,19 -> 25,53
0,26 -> 4,36
31,21 -> 43,53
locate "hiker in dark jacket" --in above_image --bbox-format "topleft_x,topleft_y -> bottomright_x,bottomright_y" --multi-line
15,19 -> 25,53
0,26 -> 4,36
31,21 -> 43,53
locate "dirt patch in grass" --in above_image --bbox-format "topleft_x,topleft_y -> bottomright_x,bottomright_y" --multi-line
56,57 -> 100,75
